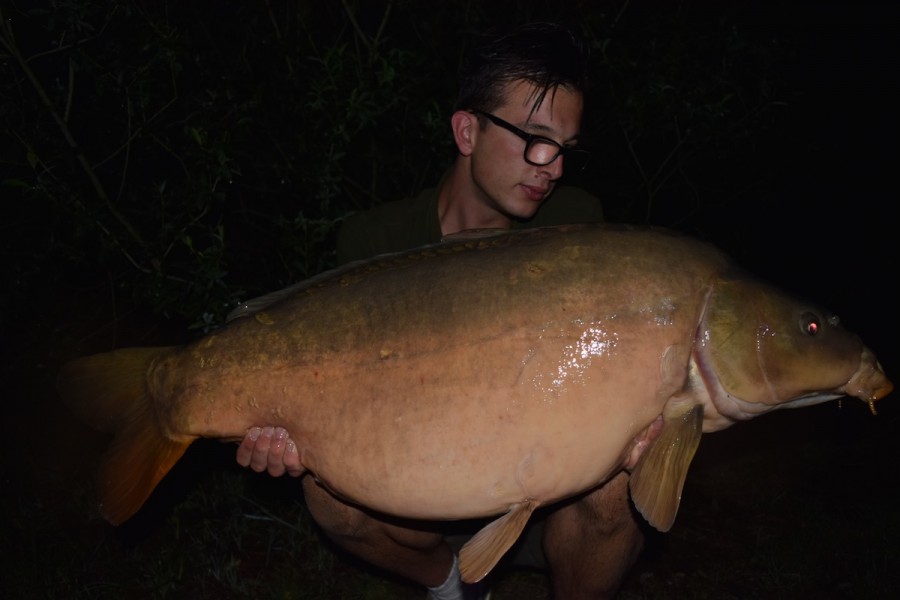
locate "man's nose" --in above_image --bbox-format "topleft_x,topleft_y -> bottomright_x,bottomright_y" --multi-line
538,157 -> 564,180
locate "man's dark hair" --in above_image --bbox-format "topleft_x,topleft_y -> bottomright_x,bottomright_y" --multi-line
454,22 -> 589,117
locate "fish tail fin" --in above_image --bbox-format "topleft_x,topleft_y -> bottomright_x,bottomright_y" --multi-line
57,347 -> 173,432
57,347 -> 194,525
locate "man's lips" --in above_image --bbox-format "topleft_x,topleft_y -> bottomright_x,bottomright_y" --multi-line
521,184 -> 550,201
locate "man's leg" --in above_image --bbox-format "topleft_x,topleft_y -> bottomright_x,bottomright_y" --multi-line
301,475 -> 465,590
238,428 -> 463,593
542,471 -> 644,600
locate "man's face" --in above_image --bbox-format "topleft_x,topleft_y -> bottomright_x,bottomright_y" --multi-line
470,79 -> 584,221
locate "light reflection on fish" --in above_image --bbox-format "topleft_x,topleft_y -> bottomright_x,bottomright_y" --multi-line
57,223 -> 893,583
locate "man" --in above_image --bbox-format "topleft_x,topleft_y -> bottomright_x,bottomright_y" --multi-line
236,22 -> 644,600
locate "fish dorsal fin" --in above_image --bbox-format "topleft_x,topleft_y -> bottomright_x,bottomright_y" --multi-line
458,500 -> 539,583
629,404 -> 703,532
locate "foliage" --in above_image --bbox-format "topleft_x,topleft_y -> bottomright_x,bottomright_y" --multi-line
2,3 -> 897,600
0,0 -> 789,336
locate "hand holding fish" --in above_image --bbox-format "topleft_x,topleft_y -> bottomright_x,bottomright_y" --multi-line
57,223 -> 894,583
236,426 -> 303,477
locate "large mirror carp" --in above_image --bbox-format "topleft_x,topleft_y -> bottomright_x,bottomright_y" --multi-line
58,223 -> 893,582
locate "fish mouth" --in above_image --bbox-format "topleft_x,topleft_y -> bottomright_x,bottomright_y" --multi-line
838,346 -> 894,405
693,342 -> 894,430
769,347 -> 893,415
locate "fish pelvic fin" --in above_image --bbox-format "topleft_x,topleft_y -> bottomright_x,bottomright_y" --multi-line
629,404 -> 703,532
57,347 -> 191,525
458,499 -> 539,583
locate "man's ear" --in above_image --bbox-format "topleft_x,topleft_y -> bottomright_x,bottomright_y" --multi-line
451,110 -> 478,156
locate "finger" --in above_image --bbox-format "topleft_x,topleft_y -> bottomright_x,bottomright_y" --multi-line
250,426 -> 275,473
236,426 -> 262,468
284,439 -> 303,477
265,427 -> 289,477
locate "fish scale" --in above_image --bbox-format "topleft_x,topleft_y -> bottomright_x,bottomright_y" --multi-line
57,222 -> 893,583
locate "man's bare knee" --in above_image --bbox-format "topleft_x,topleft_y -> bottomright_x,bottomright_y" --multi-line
302,476 -> 373,539
542,473 -> 645,600
300,476 -> 451,586
301,476 -> 443,549
578,472 -> 639,534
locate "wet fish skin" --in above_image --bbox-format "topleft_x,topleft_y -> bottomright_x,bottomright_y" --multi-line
57,223 -> 893,583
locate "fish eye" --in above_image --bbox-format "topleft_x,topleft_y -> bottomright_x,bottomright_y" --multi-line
799,312 -> 821,336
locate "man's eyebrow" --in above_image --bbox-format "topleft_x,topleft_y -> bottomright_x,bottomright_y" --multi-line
523,119 -> 581,144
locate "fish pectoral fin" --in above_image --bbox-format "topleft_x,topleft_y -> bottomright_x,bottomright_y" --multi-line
458,500 -> 539,583
629,404 -> 703,532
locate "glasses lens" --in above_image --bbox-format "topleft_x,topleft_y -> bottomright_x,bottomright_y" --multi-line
564,149 -> 590,172
525,138 -> 562,165
525,138 -> 590,172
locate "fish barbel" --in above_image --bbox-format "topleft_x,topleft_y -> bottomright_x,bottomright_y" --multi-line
57,223 -> 893,582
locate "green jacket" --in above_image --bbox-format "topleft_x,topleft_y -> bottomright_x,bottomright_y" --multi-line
336,178 -> 605,265
228,181 -> 603,322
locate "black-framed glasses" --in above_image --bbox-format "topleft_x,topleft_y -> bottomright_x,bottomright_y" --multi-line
471,110 -> 590,172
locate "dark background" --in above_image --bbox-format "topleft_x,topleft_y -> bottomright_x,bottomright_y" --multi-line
1,1 -> 898,598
